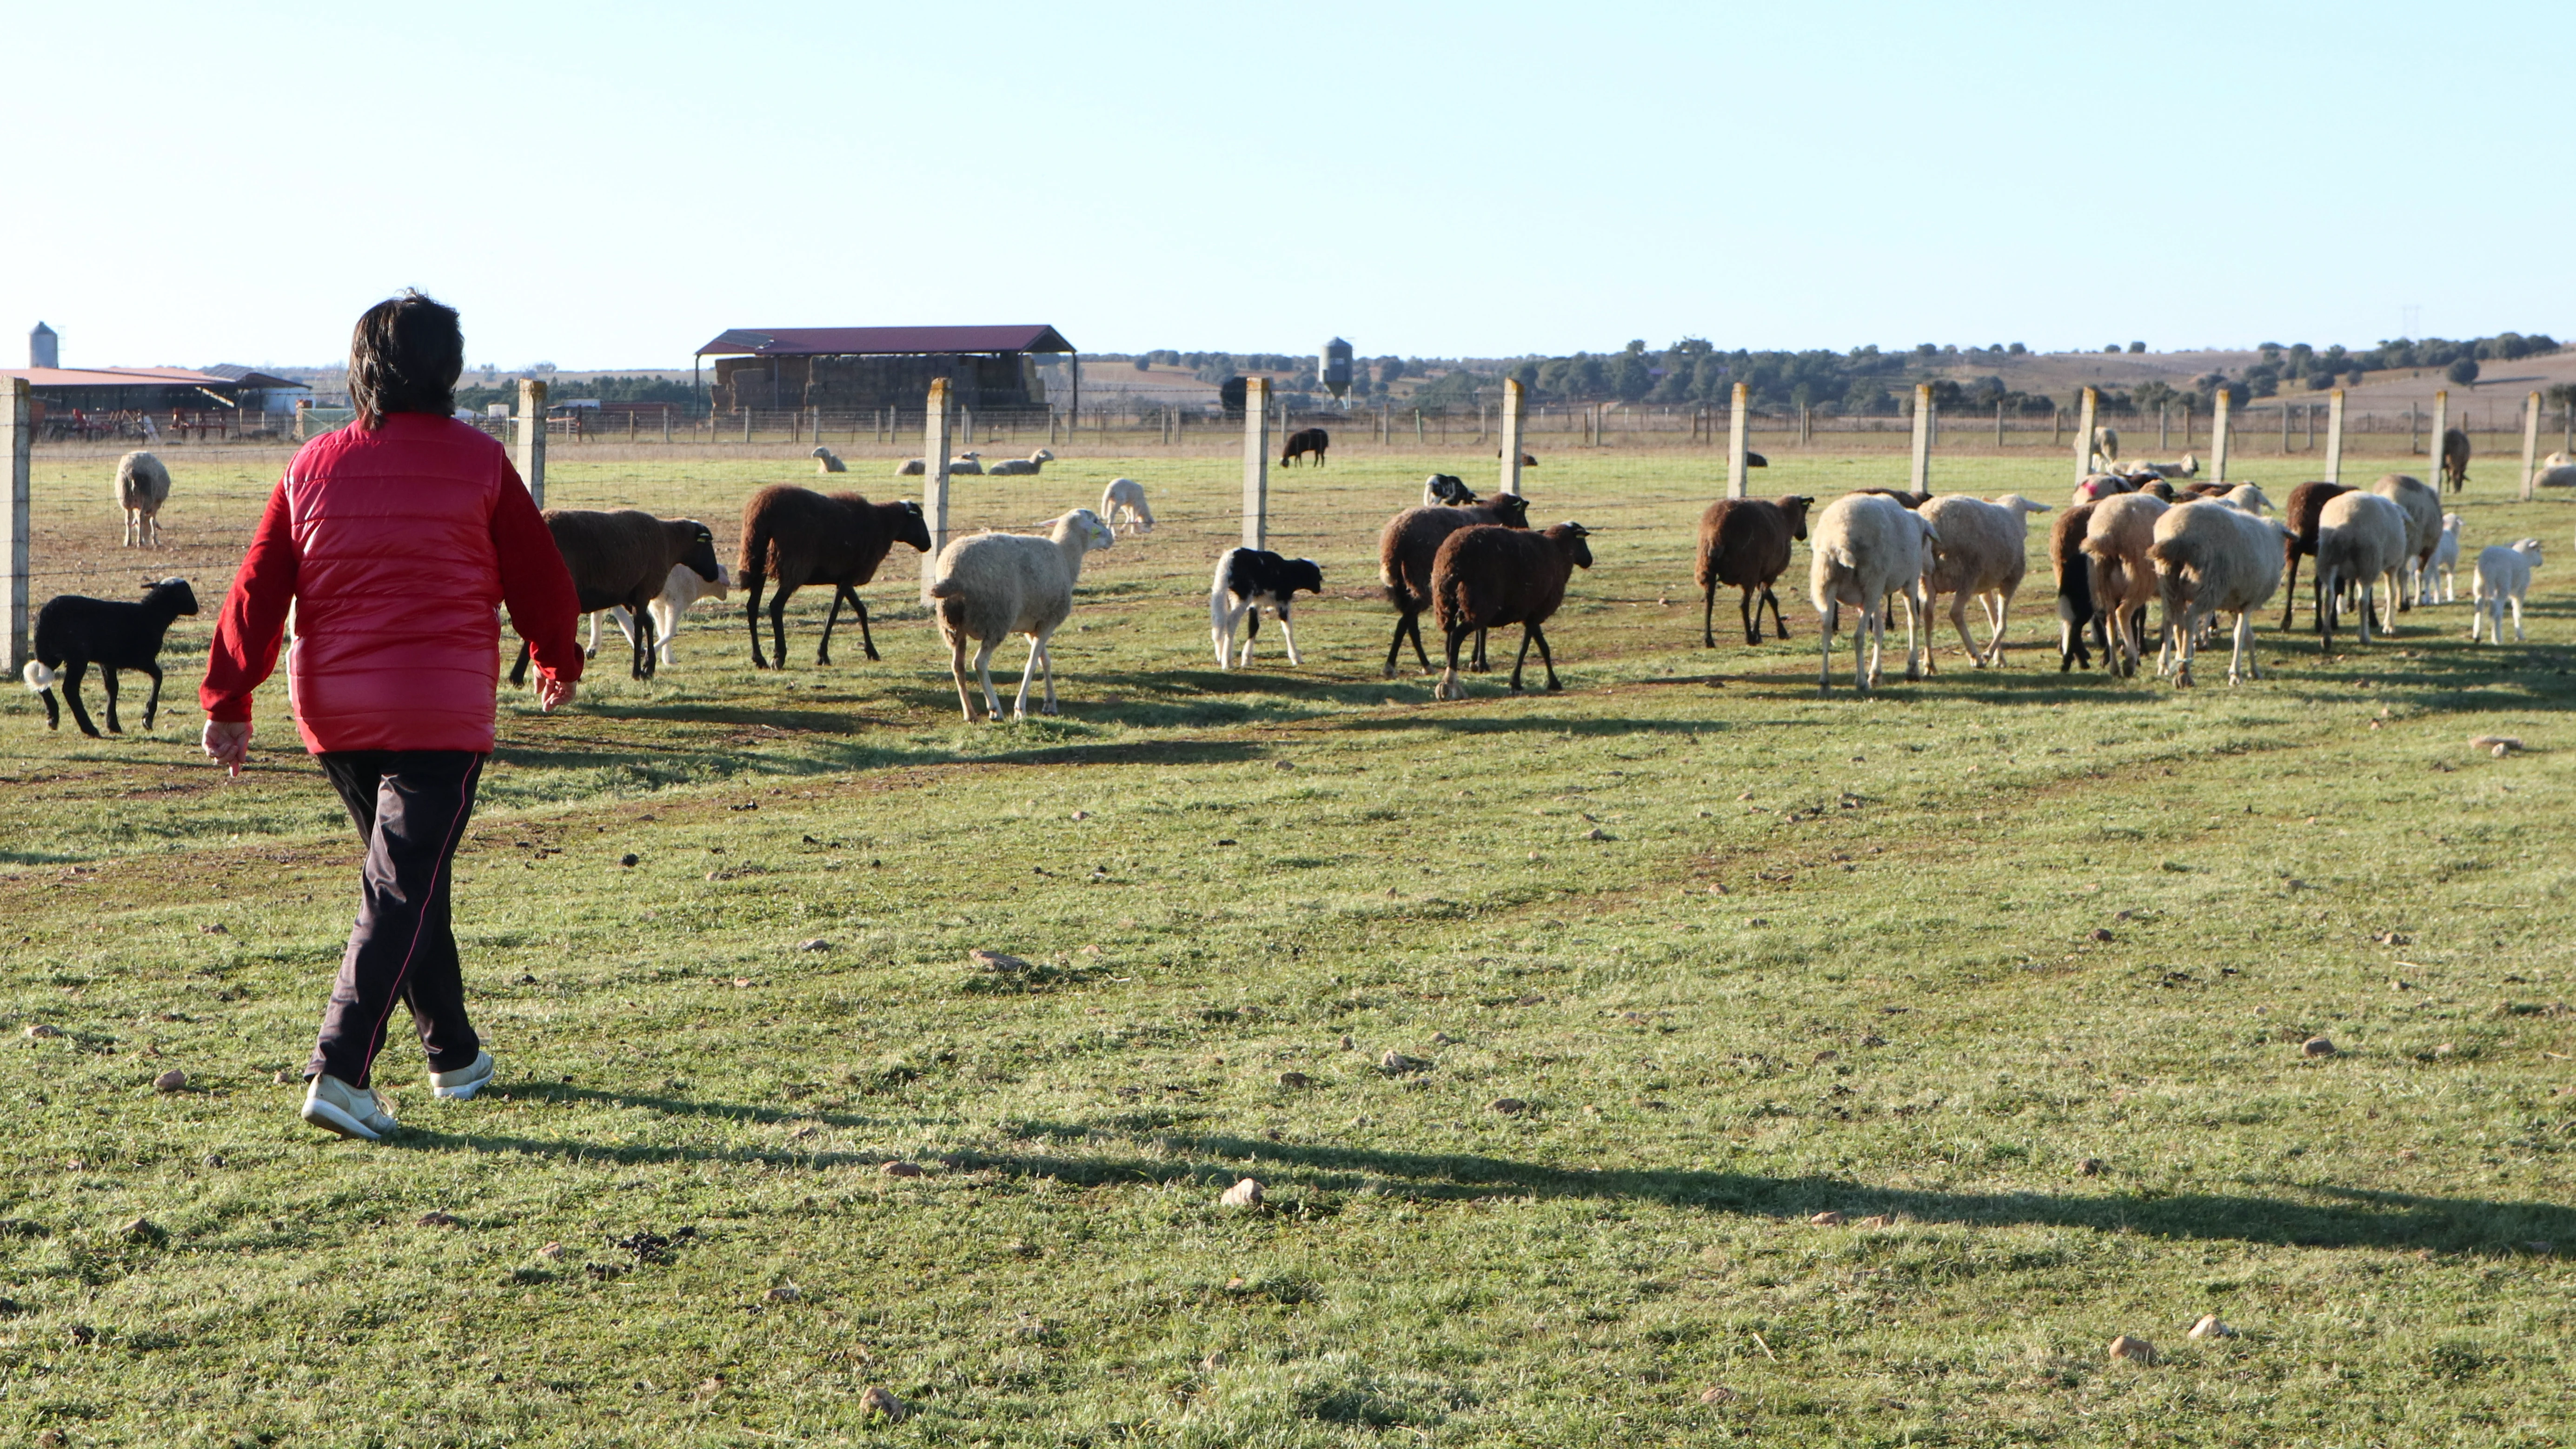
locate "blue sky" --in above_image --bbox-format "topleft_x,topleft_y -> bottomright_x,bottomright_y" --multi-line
6,2 -> 2567,371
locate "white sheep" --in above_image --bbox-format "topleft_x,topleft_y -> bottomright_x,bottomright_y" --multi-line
2148,499 -> 2289,687
983,448 -> 1055,477
2092,425 -> 2119,467
2370,473 -> 2443,607
811,446 -> 846,474
115,451 -> 171,548
1808,492 -> 1937,694
2210,482 -> 2273,515
1918,493 -> 2050,668
586,562 -> 732,666
2128,453 -> 2198,480
2081,492 -> 2171,677
2313,491 -> 2410,650
2417,513 -> 2462,605
1100,478 -> 1154,535
2470,538 -> 2543,643
895,450 -> 981,477
2532,454 -> 2576,488
924,508 -> 1116,721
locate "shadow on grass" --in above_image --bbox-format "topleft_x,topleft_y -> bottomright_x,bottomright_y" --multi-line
391,1102 -> 2574,1255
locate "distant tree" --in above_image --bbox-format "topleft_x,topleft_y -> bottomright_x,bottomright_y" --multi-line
2104,344 -> 2121,353
2008,342 -> 2028,355
1378,358 -> 1407,386
2447,357 -> 2481,385
1624,339 -> 1647,356
2128,341 -> 2146,353
1133,356 -> 1151,371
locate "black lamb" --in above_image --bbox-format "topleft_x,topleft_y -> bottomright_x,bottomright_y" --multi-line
22,577 -> 200,736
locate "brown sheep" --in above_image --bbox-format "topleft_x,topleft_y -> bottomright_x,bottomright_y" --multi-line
2276,481 -> 2352,631
508,510 -> 721,685
1696,495 -> 1814,647
1281,428 -> 1330,466
737,486 -> 933,669
2441,426 -> 2470,493
1430,523 -> 1594,699
1377,493 -> 1532,676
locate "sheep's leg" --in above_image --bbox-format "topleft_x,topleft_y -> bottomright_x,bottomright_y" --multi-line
1215,603 -> 1238,671
1737,586 -> 1757,647
634,603 -> 657,680
1382,612 -> 1408,678
1703,579 -> 1720,648
1946,589 -> 1980,667
99,666 -> 124,734
1277,604 -> 1301,666
767,585 -> 796,670
1531,624 -> 1560,691
945,627 -> 978,721
1031,627 -> 1062,715
744,576 -> 770,669
2279,550 -> 2303,631
1763,584 -> 1790,640
2230,612 -> 2257,684
1858,599 -> 1878,691
2512,593 -> 2526,643
1817,599 -> 1835,695
1435,625 -> 1470,701
652,599 -> 679,665
139,661 -> 162,731
1471,626 -> 1491,673
60,661 -> 100,737
1985,590 -> 2012,665
817,588 -> 843,666
843,587 -> 880,661
975,638 -> 1005,721
1902,586 -> 1926,682
1508,628 -> 1533,691
1239,609 -> 1260,667
1011,635 -> 1043,719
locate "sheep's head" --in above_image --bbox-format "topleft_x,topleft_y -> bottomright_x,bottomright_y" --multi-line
1055,509 -> 1114,552
1548,522 -> 1594,570
1777,495 -> 1815,540
676,524 -> 722,584
2515,538 -> 2544,562
1283,558 -> 1325,596
891,500 -> 933,553
1489,493 -> 1533,528
147,577 -> 200,614
810,446 -> 832,459
1032,449 -> 1054,463
1991,493 -> 2051,516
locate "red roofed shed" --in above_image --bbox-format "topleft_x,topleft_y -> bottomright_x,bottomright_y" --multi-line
692,325 -> 1076,416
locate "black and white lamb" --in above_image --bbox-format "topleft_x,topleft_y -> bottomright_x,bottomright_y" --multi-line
1209,547 -> 1324,670
22,577 -> 199,735
1422,474 -> 1477,507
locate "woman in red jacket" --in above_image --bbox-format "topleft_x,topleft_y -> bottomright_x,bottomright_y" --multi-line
201,291 -> 585,1142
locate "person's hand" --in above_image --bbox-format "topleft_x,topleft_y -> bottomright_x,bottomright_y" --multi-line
203,719 -> 252,777
538,674 -> 577,713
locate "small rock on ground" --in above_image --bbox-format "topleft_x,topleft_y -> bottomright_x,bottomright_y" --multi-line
417,1210 -> 459,1228
1808,1210 -> 1846,1226
2188,1313 -> 2232,1339
858,1385 -> 906,1420
2302,1036 -> 2337,1057
1488,1097 -> 1528,1114
152,1069 -> 187,1093
2108,1334 -> 2157,1364
797,938 -> 832,952
764,1283 -> 801,1303
881,1161 -> 923,1178
24,1024 -> 63,1040
1276,1071 -> 1312,1089
971,949 -> 1030,974
1220,1177 -> 1264,1209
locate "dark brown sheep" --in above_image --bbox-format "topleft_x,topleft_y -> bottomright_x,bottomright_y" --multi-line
2050,502 -> 2099,671
508,510 -> 720,685
1377,493 -> 1532,677
2277,481 -> 2352,631
1430,523 -> 1593,698
737,486 -> 933,669
1281,428 -> 1330,467
1696,494 -> 1813,647
2441,426 -> 2470,493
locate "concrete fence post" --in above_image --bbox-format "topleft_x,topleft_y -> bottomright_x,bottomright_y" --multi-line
2210,389 -> 2232,482
1910,383 -> 1934,493
2429,390 -> 2449,479
515,379 -> 548,507
924,379 -> 953,554
1725,382 -> 1750,499
2158,401 -> 2170,451
3,379 -> 29,673
2521,389 -> 2543,501
1994,400 -> 2005,447
1499,379 -> 1526,498
2324,389 -> 2346,485
2073,387 -> 2098,485
1242,377 -> 1271,550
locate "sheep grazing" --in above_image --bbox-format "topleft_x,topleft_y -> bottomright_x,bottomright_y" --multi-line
2125,454 -> 2199,480
1495,449 -> 1541,467
2073,473 -> 2134,506
2470,538 -> 2542,643
2092,426 -> 2119,467
1100,477 -> 1154,535
1377,492 -> 1532,677
1422,474 -> 1477,507
2420,513 -> 2463,604
2369,473 -> 2443,612
1809,492 -> 1937,695
508,511 -> 722,685
737,486 -> 933,669
2148,499 -> 2289,687
1281,428 -> 1330,467
588,563 -> 731,667
925,508 -> 1116,721
1209,547 -> 1323,669
1695,494 -> 1814,647
21,578 -> 199,735
983,448 -> 1055,477
2311,491 -> 2410,653
1429,523 -> 1594,699
1919,494 -> 2051,669
115,451 -> 172,548
2440,427 -> 2470,493
2080,492 -> 2171,677
2276,481 -> 2353,631
895,451 -> 981,477
811,446 -> 847,474
2051,502 -> 2104,671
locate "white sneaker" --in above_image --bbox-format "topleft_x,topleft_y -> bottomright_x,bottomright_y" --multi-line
302,1074 -> 398,1141
429,1050 -> 495,1101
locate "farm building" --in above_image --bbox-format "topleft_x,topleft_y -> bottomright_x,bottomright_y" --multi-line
692,325 -> 1076,416
0,361 -> 304,440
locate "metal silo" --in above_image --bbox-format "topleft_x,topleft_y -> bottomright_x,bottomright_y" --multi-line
29,321 -> 59,370
1320,338 -> 1353,399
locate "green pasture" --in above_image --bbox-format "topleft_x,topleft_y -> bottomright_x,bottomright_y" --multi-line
2,443 -> 2572,1445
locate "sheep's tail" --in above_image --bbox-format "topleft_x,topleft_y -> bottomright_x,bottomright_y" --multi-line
23,661 -> 57,692
926,576 -> 966,600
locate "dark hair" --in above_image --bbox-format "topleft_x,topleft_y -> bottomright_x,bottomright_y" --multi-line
348,290 -> 463,427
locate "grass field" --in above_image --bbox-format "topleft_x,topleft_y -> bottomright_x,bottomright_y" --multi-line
4,440 -> 2574,1446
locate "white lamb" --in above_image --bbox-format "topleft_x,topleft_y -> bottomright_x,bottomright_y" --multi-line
811,446 -> 846,474
1100,478 -> 1154,535
1808,492 -> 1938,694
895,450 -> 981,477
2417,513 -> 2462,605
983,448 -> 1055,477
2470,538 -> 2543,643
115,451 -> 172,548
1918,493 -> 2050,668
2312,491 -> 2410,650
2148,499 -> 2290,687
586,562 -> 731,666
2211,482 -> 2273,515
2081,492 -> 2171,677
2532,453 -> 2576,489
924,508 -> 1116,721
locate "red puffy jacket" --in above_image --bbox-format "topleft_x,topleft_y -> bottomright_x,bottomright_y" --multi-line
200,413 -> 584,754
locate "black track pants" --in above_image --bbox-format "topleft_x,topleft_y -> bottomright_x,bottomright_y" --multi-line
308,751 -> 485,1088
